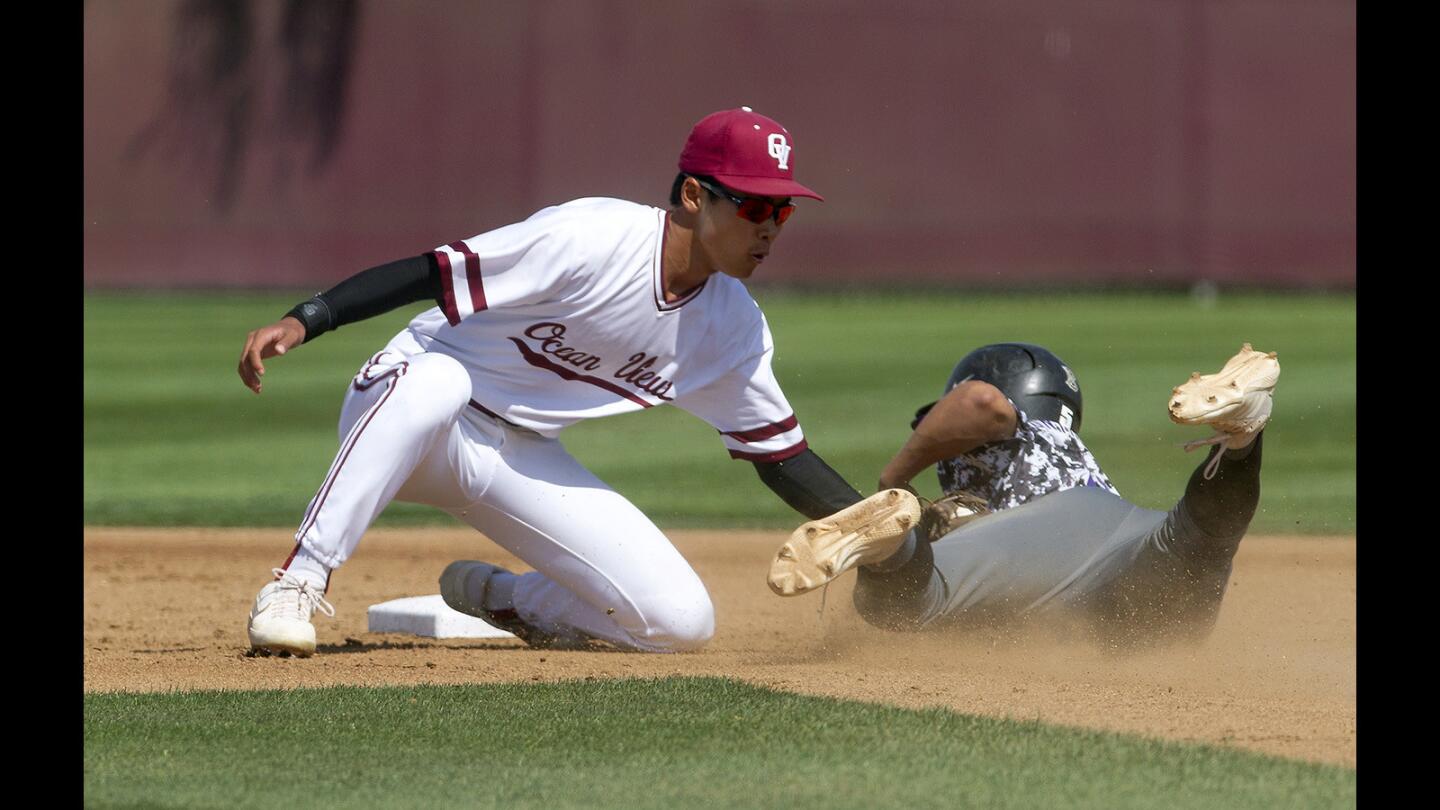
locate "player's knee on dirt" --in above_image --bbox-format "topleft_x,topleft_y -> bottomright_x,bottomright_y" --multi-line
624,587 -> 716,652
1086,540 -> 1234,649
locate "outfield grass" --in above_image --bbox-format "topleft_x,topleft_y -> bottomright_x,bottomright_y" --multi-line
83,677 -> 1354,810
83,290 -> 1355,534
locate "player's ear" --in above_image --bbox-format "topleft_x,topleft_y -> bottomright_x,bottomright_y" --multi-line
680,177 -> 706,214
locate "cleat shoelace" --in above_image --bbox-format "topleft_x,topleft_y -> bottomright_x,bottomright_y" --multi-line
267,567 -> 336,620
1180,433 -> 1232,480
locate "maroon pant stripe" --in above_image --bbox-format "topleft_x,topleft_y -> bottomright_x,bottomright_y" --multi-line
279,542 -> 301,572
295,374 -> 403,543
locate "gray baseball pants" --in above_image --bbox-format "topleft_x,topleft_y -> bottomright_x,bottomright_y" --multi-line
853,435 -> 1263,645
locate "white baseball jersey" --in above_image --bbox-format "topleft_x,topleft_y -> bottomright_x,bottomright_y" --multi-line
380,197 -> 807,462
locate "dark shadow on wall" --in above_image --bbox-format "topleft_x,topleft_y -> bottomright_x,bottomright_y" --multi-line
274,0 -> 361,180
125,0 -> 361,214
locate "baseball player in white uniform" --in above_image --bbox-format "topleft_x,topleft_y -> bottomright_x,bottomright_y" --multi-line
238,108 -> 868,655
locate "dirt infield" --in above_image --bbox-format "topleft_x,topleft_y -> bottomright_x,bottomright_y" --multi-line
84,527 -> 1355,767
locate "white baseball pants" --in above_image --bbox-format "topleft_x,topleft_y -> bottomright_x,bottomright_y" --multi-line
293,349 -> 715,652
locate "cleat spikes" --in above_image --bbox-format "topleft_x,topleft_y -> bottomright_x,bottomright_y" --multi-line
1167,344 -> 1279,458
767,489 -> 923,597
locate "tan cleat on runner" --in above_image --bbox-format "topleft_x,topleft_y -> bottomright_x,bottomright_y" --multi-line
1168,343 -> 1280,454
768,488 -> 923,597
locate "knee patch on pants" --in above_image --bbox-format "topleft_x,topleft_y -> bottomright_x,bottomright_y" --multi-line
625,588 -> 716,652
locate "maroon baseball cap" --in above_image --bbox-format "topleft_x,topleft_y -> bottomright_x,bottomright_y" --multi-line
678,107 -> 824,201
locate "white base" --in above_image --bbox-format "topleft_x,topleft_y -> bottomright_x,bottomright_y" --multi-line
366,594 -> 517,639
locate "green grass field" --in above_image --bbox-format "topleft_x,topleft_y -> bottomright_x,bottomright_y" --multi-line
84,290 -> 1356,806
84,290 -> 1355,534
84,678 -> 1355,810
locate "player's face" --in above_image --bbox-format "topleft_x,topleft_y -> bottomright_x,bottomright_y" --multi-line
692,180 -> 790,280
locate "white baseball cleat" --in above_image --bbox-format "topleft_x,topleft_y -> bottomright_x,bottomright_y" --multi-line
1168,343 -> 1280,453
768,488 -> 923,597
247,568 -> 335,657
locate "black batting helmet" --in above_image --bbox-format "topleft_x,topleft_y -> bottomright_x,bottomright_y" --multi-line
911,343 -> 1084,431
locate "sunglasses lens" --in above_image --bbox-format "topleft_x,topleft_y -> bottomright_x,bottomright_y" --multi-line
735,199 -> 795,225
736,199 -> 773,224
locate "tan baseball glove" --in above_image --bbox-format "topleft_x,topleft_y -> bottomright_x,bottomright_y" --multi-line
915,490 -> 991,543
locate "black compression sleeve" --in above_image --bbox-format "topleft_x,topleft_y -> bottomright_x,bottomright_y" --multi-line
753,449 -> 865,520
286,253 -> 443,342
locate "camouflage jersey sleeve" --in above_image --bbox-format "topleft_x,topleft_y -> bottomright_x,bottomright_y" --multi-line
936,405 -> 1119,512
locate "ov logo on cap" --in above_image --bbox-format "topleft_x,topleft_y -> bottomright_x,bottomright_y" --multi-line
677,108 -> 823,199
767,134 -> 791,170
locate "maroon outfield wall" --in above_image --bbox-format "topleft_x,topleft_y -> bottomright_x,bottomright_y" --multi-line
84,0 -> 1354,289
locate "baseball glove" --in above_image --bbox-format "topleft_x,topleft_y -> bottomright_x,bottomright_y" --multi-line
916,490 -> 991,543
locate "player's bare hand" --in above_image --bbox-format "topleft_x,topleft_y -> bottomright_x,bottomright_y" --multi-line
238,316 -> 306,394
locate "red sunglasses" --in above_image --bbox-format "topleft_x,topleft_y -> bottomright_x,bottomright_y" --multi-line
696,178 -> 796,225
